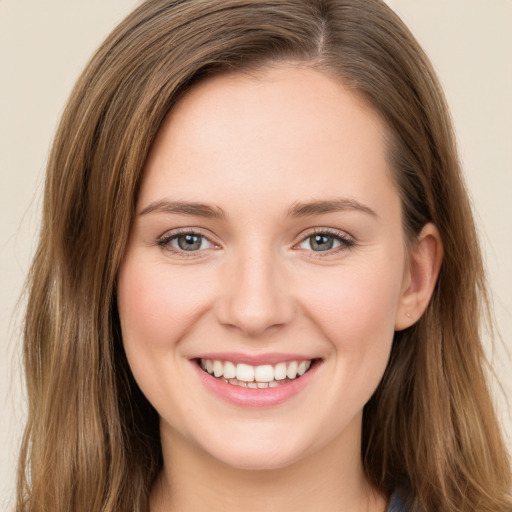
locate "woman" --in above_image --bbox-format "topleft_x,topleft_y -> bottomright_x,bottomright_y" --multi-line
16,0 -> 512,511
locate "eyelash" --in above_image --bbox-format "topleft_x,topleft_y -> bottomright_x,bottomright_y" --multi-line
295,228 -> 355,256
156,228 -> 355,256
157,228 -> 218,257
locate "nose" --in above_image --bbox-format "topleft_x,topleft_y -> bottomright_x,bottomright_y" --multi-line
214,248 -> 295,337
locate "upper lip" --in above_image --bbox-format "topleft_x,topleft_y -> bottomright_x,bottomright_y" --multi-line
192,352 -> 318,366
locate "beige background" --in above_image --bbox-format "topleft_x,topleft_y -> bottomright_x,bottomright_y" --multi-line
1,0 -> 511,507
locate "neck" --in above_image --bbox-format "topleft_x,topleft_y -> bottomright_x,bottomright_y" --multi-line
150,417 -> 387,512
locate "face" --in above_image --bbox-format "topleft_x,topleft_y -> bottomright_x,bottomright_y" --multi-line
117,66 -> 410,471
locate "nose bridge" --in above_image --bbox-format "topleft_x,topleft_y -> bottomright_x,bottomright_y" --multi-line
216,242 -> 294,336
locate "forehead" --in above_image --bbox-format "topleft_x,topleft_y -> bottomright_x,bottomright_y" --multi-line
139,65 -> 396,216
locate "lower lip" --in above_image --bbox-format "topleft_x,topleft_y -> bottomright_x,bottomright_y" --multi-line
192,361 -> 320,408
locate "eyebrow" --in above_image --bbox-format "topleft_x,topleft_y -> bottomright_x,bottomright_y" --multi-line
138,200 -> 226,219
286,199 -> 378,219
138,198 -> 377,220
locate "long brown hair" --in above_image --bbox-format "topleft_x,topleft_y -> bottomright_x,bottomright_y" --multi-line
17,1 -> 511,511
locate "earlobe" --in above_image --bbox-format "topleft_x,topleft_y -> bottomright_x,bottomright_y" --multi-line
395,223 -> 443,331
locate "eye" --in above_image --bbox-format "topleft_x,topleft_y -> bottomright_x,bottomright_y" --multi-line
297,230 -> 354,253
158,231 -> 215,252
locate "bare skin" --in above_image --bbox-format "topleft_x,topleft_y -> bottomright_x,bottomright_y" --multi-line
150,417 -> 386,512
118,65 -> 442,512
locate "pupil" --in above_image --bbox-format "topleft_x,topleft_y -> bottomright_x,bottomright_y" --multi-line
311,234 -> 333,251
178,234 -> 201,251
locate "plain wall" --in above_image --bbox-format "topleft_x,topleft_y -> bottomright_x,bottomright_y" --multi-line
1,0 -> 511,507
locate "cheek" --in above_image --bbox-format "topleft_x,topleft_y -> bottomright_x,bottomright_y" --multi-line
116,256 -> 214,359
299,256 -> 404,354
116,256 -> 218,413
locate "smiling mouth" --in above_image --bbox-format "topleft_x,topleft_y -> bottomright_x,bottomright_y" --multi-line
197,358 -> 318,388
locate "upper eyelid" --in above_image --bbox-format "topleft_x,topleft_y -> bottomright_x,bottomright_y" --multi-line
157,228 -> 221,252
158,227 -> 217,241
296,227 -> 354,242
156,226 -> 354,248
293,228 -> 356,252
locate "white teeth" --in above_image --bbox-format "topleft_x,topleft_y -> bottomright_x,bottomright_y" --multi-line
199,358 -> 315,386
286,361 -> 298,379
274,362 -> 287,380
224,377 -> 291,388
236,363 -> 255,382
254,364 -> 274,383
223,361 -> 236,379
213,360 -> 223,377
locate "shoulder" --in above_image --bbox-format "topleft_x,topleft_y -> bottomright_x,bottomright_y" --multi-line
386,487 -> 409,512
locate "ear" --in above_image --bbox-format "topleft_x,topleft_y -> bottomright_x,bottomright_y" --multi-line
395,223 -> 443,331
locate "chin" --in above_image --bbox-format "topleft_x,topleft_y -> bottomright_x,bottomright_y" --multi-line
197,429 -> 308,472
211,448 -> 302,472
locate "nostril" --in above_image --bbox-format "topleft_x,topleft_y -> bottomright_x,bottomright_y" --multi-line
213,266 -> 296,336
